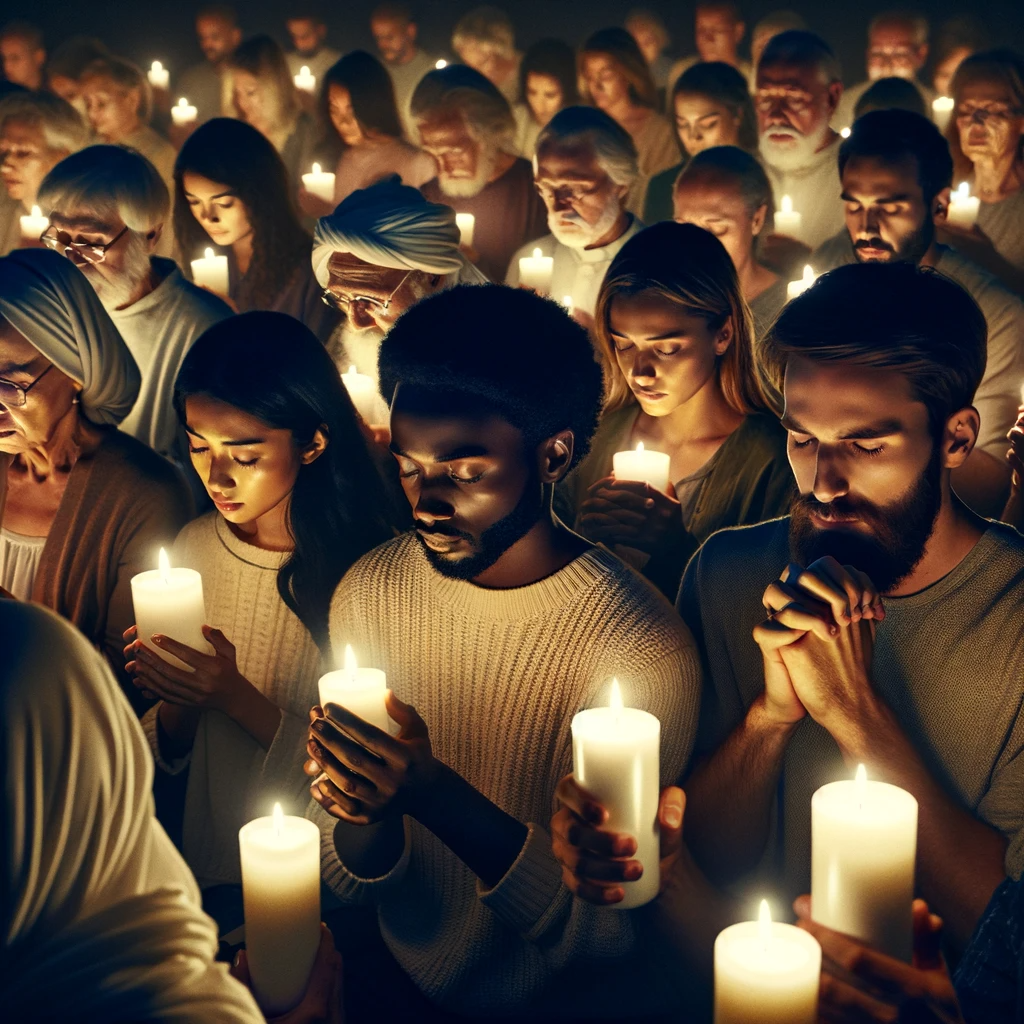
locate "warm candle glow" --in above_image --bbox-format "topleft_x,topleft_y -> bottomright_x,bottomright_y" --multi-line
346,365 -> 356,376
178,97 -> 188,107
343,643 -> 357,673
636,441 -> 644,453
158,547 -> 170,583
562,295 -> 572,308
273,801 -> 284,837
609,677 -> 623,712
758,899 -> 772,944
840,126 -> 851,138
802,265 -> 814,282
30,204 -> 42,218
435,59 -> 447,69
956,181 -> 970,200
781,194 -> 793,214
855,763 -> 867,807
300,65 -> 310,76
312,162 -> 322,175
204,246 -> 214,260
533,247 -> 542,258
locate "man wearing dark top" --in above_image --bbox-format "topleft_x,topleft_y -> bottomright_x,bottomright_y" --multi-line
412,64 -> 547,283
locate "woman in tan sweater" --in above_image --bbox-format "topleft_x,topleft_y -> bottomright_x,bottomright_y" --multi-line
125,312 -> 395,916
0,249 -> 192,710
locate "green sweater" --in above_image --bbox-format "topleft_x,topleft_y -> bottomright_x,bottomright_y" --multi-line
559,405 -> 795,599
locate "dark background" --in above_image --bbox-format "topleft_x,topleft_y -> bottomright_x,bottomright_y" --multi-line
15,1 -> 1024,89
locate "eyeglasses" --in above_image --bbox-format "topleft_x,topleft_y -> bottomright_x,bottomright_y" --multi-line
321,269 -> 414,314
955,104 -> 1022,125
40,223 -> 130,266
0,363 -> 53,409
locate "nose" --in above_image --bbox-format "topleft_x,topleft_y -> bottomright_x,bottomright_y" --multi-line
412,486 -> 455,526
631,350 -> 657,384
811,447 -> 849,504
348,299 -> 377,332
207,455 -> 236,491
552,191 -> 573,213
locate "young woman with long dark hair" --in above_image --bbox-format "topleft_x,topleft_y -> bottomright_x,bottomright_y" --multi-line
125,312 -> 395,920
174,117 -> 340,343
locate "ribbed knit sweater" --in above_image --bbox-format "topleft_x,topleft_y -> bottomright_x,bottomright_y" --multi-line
142,513 -> 323,888
311,532 -> 702,1017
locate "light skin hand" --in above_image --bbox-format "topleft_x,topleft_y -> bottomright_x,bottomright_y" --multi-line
579,476 -> 683,554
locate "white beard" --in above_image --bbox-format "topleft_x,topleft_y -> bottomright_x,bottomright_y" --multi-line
438,146 -> 497,199
85,234 -> 152,311
548,194 -> 623,249
759,124 -> 829,173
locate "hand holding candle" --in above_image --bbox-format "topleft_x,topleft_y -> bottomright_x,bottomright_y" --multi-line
318,644 -> 390,733
612,441 -> 671,492
190,247 -> 229,297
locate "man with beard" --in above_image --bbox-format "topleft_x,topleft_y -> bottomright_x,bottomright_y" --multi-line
37,145 -> 230,479
303,284 -> 701,1017
756,30 -> 846,251
178,5 -> 242,126
414,64 -> 547,282
669,262 -> 1024,949
812,108 -> 1024,516
370,3 -> 438,140
505,106 -> 642,323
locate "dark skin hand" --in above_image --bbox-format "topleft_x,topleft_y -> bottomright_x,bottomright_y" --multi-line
578,476 -> 683,554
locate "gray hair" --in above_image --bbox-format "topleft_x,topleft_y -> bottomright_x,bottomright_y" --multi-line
37,144 -> 169,233
452,5 -> 516,61
411,64 -> 515,154
869,10 -> 929,47
759,29 -> 843,85
534,105 -> 639,188
0,91 -> 89,157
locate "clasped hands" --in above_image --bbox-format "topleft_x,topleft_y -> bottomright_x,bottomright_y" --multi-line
578,475 -> 682,554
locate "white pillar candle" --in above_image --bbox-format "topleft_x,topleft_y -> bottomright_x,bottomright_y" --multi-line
130,548 -> 211,669
341,364 -> 379,424
518,246 -> 554,295
774,194 -> 802,237
293,65 -> 317,93
612,441 -> 671,492
190,246 -> 229,297
19,204 -> 49,243
148,60 -> 169,89
947,181 -> 980,229
170,96 -> 197,125
239,803 -> 321,1016
301,162 -> 336,204
714,900 -> 821,1024
812,764 -> 918,961
786,264 -> 817,301
318,644 -> 390,733
932,95 -> 954,132
455,212 -> 475,248
571,679 -> 661,909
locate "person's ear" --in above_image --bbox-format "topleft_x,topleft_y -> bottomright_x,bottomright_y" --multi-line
941,407 -> 979,469
714,317 -> 735,356
538,430 -> 575,483
300,426 -> 330,465
932,186 -> 952,225
145,223 -> 163,252
750,202 -> 768,237
826,81 -> 843,117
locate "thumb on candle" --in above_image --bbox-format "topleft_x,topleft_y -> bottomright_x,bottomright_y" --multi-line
658,785 -> 685,836
385,689 -> 426,736
911,899 -> 945,971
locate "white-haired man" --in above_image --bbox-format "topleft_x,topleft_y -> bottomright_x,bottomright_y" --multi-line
451,5 -> 521,105
313,174 -> 487,414
38,145 -> 231,475
414,64 -> 547,283
505,106 -> 642,322
756,30 -> 845,251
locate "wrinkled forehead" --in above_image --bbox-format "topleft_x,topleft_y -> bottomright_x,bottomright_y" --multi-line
758,59 -> 827,92
326,251 -> 406,288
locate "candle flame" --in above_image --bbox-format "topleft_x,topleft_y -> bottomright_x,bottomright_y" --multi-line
273,801 -> 284,836
957,181 -> 970,199
635,441 -> 644,453
312,162 -> 322,175
300,65 -> 311,75
204,247 -> 214,259
840,126 -> 851,138
781,194 -> 792,214
609,677 -> 624,712
562,295 -> 573,308
152,61 -> 163,72
532,247 -> 542,259
435,59 -> 447,69
343,643 -> 357,673
158,546 -> 170,583
803,264 -> 814,282
30,204 -> 42,218
758,899 -> 772,944
346,364 -> 356,376
177,97 -> 188,106
934,95 -> 954,110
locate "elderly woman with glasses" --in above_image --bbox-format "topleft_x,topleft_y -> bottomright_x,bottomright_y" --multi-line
0,248 -> 192,712
943,50 -> 1024,292
173,118 -> 341,344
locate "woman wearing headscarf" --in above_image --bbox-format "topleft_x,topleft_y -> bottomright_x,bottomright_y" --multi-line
0,248 -> 192,710
2,600 -> 265,1022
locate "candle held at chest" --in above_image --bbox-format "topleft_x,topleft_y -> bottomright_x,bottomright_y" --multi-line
932,96 -> 954,132
148,60 -> 169,89
302,163 -> 336,204
947,181 -> 980,229
518,247 -> 553,295
787,264 -> 816,300
319,644 -> 390,733
130,548 -> 211,669
239,804 -> 321,1016
613,441 -> 671,492
571,679 -> 661,909
293,65 -> 316,93
171,97 -> 197,126
191,247 -> 229,297
19,204 -> 48,243
774,194 -> 802,237
714,900 -> 821,1023
811,764 -> 918,961
455,212 -> 475,248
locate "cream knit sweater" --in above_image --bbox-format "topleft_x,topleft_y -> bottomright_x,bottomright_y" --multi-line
142,513 -> 323,888
311,532 -> 702,1017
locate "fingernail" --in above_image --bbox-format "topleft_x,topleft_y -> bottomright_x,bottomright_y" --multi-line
614,836 -> 636,856
309,740 -> 322,758
664,807 -> 682,829
625,861 -> 643,880
152,634 -> 165,645
312,719 -> 325,734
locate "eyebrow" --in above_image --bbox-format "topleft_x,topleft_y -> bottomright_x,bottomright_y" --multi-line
610,329 -> 687,342
840,191 -> 912,204
781,415 -> 904,440
183,190 -> 235,200
389,443 -> 492,461
185,426 -> 266,445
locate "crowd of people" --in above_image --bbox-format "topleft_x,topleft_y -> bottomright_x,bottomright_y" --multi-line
2,2 -> 1024,1022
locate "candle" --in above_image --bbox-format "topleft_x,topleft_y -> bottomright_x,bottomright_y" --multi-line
190,246 -> 229,297
293,65 -> 316,93
19,203 -> 49,243
839,126 -> 851,138
301,162 -> 336,204
130,547 -> 210,669
714,900 -> 821,1023
455,212 -> 475,248
947,181 -> 980,229
341,364 -> 379,424
774,194 -> 802,237
612,441 -> 671,492
811,764 -> 918,961
571,679 -> 661,909
318,643 -> 390,733
561,294 -> 574,316
239,803 -> 321,1016
932,95 -> 954,132
786,264 -> 816,301
435,59 -> 448,69
148,60 -> 169,89
171,97 -> 197,126
518,246 -> 554,295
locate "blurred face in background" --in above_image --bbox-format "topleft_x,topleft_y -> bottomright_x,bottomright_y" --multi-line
371,14 -> 416,65
0,117 -> 69,207
696,6 -> 745,65
525,72 -> 563,128
456,39 -> 514,88
81,73 -> 141,143
626,18 -> 665,66
674,173 -> 766,276
866,19 -> 927,82
197,14 -> 241,65
286,18 -> 326,57
328,83 -> 364,146
955,78 -> 1024,167
232,70 -> 281,137
582,53 -> 631,114
674,90 -> 742,155
0,34 -> 45,90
